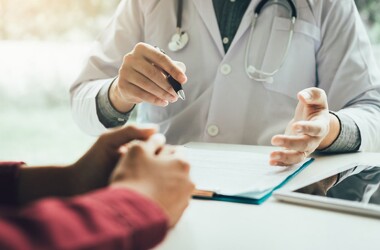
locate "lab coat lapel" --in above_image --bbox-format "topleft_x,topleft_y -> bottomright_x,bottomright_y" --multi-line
191,0 -> 224,56
227,0 -> 257,53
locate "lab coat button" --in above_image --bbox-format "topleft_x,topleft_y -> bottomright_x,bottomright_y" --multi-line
220,64 -> 232,75
207,125 -> 219,137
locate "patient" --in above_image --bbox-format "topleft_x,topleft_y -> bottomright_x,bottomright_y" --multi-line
0,125 -> 194,250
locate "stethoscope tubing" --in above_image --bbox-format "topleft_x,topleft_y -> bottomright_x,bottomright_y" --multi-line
176,0 -> 184,33
172,0 -> 298,82
245,0 -> 297,81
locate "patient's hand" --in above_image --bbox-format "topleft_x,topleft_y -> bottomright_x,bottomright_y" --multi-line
110,134 -> 194,228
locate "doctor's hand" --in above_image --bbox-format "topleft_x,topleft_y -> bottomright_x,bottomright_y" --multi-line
270,88 -> 340,166
110,134 -> 194,228
109,42 -> 187,113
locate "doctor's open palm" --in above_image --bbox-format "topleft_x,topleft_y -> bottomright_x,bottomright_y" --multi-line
270,88 -> 340,166
109,42 -> 187,113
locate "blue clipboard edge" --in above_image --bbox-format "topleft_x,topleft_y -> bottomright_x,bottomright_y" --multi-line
192,158 -> 315,205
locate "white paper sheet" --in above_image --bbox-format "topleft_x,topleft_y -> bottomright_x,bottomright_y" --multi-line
182,147 -> 310,198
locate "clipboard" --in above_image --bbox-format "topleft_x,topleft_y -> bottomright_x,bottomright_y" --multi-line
187,148 -> 314,205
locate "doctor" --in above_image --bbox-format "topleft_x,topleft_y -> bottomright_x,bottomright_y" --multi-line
71,0 -> 380,165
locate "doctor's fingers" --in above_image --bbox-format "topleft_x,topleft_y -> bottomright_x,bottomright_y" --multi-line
132,59 -> 179,98
120,66 -> 177,103
119,80 -> 169,107
270,150 -> 308,166
271,134 -> 320,153
133,43 -> 187,84
298,88 -> 328,109
292,120 -> 329,138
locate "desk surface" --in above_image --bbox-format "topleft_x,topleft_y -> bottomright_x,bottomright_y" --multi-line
156,143 -> 380,250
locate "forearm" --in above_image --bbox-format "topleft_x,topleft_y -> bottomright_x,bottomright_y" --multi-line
0,188 -> 168,250
17,165 -> 78,205
0,162 -> 23,205
18,155 -> 116,205
0,163 -> 75,206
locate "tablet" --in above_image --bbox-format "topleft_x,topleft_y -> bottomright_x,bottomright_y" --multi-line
274,166 -> 380,219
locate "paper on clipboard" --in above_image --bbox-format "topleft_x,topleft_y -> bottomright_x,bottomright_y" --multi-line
182,147 -> 312,200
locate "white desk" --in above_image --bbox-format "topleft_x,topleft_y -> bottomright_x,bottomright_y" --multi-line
156,143 -> 380,250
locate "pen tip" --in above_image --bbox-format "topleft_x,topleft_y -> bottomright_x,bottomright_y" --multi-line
178,90 -> 186,100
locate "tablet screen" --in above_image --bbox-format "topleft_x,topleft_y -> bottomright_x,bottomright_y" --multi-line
295,166 -> 380,206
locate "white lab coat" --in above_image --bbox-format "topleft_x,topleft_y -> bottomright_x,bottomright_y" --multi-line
70,0 -> 380,150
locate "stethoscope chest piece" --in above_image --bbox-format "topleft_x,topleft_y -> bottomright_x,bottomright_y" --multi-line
168,31 -> 189,52
168,0 -> 189,52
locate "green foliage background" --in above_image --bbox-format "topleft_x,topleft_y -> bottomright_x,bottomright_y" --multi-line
355,0 -> 380,43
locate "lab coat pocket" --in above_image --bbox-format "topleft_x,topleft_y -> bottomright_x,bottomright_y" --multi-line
261,16 -> 321,99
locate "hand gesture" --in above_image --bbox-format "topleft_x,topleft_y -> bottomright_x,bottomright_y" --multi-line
270,87 -> 340,166
110,43 -> 187,112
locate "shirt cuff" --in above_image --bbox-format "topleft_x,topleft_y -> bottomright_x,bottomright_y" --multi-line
95,79 -> 134,128
319,111 -> 361,153
0,162 -> 24,205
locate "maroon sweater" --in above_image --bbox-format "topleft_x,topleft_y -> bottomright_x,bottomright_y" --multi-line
0,162 -> 168,250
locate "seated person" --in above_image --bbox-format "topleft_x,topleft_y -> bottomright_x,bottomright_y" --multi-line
0,125 -> 194,250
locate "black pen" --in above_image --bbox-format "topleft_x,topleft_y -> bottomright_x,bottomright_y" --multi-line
167,73 -> 186,100
155,46 -> 186,100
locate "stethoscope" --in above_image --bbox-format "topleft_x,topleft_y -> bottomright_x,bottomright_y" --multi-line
168,0 -> 189,52
168,0 -> 297,83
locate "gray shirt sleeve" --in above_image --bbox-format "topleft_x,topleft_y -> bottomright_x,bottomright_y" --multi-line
95,79 -> 135,128
317,111 -> 362,185
318,111 -> 361,154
